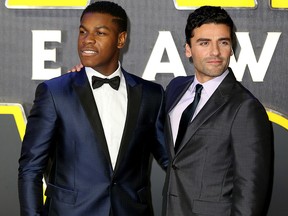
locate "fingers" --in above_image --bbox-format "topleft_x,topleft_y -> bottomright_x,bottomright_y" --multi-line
67,63 -> 84,73
76,64 -> 83,71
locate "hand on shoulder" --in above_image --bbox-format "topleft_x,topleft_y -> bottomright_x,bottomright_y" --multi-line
67,63 -> 83,72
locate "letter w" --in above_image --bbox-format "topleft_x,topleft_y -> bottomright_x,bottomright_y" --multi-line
230,32 -> 281,82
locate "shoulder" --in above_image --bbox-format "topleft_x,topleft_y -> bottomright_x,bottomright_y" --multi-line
42,69 -> 85,89
166,75 -> 194,92
221,70 -> 262,105
44,72 -> 75,86
34,70 -> 86,98
233,81 -> 261,103
169,75 -> 193,84
226,81 -> 268,121
123,69 -> 164,92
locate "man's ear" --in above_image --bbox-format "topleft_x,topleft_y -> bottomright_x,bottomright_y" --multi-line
230,48 -> 234,56
185,43 -> 192,58
117,31 -> 127,48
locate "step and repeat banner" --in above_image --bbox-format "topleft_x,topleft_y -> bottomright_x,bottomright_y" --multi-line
1,0 -> 288,215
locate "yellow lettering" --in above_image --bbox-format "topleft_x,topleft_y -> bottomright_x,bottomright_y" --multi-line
271,0 -> 288,8
267,109 -> 288,130
173,0 -> 257,9
5,0 -> 90,8
0,103 -> 26,140
0,103 -> 46,200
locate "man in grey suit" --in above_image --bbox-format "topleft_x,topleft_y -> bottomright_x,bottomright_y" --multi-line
162,6 -> 273,216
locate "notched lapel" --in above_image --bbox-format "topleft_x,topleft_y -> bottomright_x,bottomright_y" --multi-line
166,76 -> 194,156
72,69 -> 112,167
167,77 -> 194,113
175,71 -> 236,155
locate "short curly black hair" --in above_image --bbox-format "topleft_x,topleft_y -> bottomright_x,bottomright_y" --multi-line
185,6 -> 236,47
80,1 -> 128,33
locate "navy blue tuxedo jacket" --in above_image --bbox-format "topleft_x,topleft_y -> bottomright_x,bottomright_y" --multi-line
18,68 -> 168,216
162,69 -> 273,216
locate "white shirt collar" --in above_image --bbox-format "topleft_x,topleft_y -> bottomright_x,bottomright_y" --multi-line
85,61 -> 122,79
191,69 -> 229,97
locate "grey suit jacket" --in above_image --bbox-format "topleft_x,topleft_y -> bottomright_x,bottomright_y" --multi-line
162,68 -> 273,216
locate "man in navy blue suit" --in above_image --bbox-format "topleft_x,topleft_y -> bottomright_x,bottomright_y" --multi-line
18,1 -> 168,216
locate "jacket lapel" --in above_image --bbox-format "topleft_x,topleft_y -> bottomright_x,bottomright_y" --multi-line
165,76 -> 194,157
176,70 -> 237,155
72,68 -> 112,167
166,77 -> 194,113
113,70 -> 142,173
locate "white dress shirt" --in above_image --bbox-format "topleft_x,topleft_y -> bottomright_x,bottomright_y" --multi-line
86,63 -> 127,169
169,70 -> 229,145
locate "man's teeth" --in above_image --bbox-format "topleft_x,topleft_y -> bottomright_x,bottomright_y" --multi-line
84,50 -> 96,54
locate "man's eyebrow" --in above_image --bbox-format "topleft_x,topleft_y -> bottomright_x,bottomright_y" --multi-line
195,38 -> 211,42
195,37 -> 231,42
218,37 -> 231,41
79,25 -> 110,31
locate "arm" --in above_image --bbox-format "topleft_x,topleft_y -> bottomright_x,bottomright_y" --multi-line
18,83 -> 57,216
151,86 -> 169,170
231,99 -> 273,215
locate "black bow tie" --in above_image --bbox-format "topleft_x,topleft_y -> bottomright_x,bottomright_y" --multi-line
92,76 -> 120,90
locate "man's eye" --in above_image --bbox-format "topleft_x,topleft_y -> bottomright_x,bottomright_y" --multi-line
96,31 -> 105,36
220,41 -> 230,46
200,41 -> 209,46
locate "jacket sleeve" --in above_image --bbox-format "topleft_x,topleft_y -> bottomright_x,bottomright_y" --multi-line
151,86 -> 169,170
18,82 -> 57,216
230,98 -> 273,216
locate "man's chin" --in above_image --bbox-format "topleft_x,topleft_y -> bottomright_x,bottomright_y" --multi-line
80,61 -> 96,68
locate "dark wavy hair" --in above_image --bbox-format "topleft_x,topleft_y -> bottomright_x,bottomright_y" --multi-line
80,1 -> 128,33
185,6 -> 236,47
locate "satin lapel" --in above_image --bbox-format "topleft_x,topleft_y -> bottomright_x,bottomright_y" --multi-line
166,76 -> 194,156
113,70 -> 142,173
72,68 -> 112,166
175,70 -> 236,155
166,77 -> 194,113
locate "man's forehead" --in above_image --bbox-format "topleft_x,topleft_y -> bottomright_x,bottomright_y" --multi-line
192,24 -> 231,36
